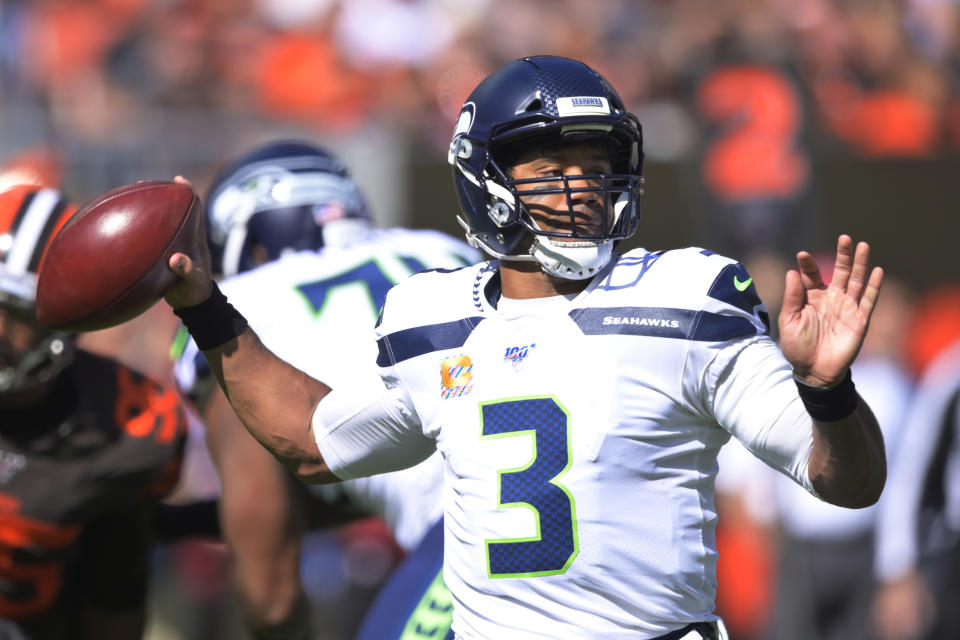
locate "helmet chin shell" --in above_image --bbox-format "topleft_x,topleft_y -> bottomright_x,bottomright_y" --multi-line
529,238 -> 614,281
449,56 -> 644,276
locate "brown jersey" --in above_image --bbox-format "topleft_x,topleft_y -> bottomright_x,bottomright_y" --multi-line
0,350 -> 186,638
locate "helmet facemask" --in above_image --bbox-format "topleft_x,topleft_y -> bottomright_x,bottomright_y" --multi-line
448,56 -> 644,281
0,300 -> 74,401
455,128 -> 643,280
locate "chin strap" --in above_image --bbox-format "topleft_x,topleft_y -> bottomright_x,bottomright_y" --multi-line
0,334 -> 73,394
529,237 -> 614,280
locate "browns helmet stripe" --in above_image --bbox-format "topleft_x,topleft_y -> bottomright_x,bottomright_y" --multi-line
28,197 -> 72,272
0,185 -> 77,307
4,188 -> 64,277
0,186 -> 37,262
8,190 -> 36,238
0,187 -> 76,275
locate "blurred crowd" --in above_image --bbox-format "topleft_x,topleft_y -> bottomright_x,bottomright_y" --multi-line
713,275 -> 960,640
1,1 -> 959,640
2,0 -> 960,197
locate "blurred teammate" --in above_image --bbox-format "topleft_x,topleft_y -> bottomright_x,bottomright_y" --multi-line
873,288 -> 960,640
173,140 -> 480,639
163,56 -> 885,639
0,185 -> 187,639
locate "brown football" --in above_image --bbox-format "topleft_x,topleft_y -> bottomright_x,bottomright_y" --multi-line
36,180 -> 202,332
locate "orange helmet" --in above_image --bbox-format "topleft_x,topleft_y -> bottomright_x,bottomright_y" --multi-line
0,185 -> 78,395
0,185 -> 77,311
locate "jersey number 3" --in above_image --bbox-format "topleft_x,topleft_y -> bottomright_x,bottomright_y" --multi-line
481,396 -> 578,578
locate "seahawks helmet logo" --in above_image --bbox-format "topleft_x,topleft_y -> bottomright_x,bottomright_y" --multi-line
453,102 -> 476,138
448,102 -> 477,164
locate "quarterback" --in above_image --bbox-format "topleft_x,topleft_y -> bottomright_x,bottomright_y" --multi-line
162,57 -> 885,639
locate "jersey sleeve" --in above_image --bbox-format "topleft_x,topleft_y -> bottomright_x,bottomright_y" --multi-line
710,339 -> 817,494
312,376 -> 433,480
311,273 -> 461,480
680,257 -> 817,494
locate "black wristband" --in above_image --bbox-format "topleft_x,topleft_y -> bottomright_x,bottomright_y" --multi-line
173,281 -> 248,351
795,368 -> 859,422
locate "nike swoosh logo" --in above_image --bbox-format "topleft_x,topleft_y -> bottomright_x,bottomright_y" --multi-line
733,275 -> 752,292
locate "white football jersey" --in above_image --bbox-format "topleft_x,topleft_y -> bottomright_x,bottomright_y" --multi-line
174,227 -> 480,548
316,247 -> 819,639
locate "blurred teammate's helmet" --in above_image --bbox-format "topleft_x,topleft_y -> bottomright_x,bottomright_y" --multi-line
448,56 -> 644,280
0,185 -> 77,394
205,140 -> 373,277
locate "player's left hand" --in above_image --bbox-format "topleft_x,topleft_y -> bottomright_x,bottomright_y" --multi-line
779,235 -> 884,387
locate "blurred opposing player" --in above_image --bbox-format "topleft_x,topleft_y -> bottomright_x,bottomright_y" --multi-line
164,56 -> 886,639
173,140 -> 480,639
0,185 -> 187,639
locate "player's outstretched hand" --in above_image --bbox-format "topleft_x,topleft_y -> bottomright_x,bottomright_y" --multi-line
165,175 -> 214,309
779,235 -> 884,387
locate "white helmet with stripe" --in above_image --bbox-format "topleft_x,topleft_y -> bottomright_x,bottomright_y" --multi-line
0,185 -> 77,394
0,185 -> 76,309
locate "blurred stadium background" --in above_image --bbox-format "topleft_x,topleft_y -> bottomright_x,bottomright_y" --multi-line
1,0 -> 957,638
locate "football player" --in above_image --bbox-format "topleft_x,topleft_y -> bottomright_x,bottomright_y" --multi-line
173,140 -> 479,639
0,185 -> 188,639
163,56 -> 886,639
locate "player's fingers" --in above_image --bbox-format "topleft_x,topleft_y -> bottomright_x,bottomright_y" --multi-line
796,251 -> 824,290
829,235 -> 854,290
166,253 -> 213,308
168,252 -> 194,278
858,266 -> 884,319
846,241 -> 871,301
174,175 -> 194,188
781,269 -> 805,319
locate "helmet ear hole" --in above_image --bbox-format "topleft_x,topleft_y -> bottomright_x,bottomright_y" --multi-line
487,203 -> 515,227
454,138 -> 473,160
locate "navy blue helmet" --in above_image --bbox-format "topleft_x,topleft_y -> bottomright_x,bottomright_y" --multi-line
448,56 -> 644,279
205,141 -> 372,277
